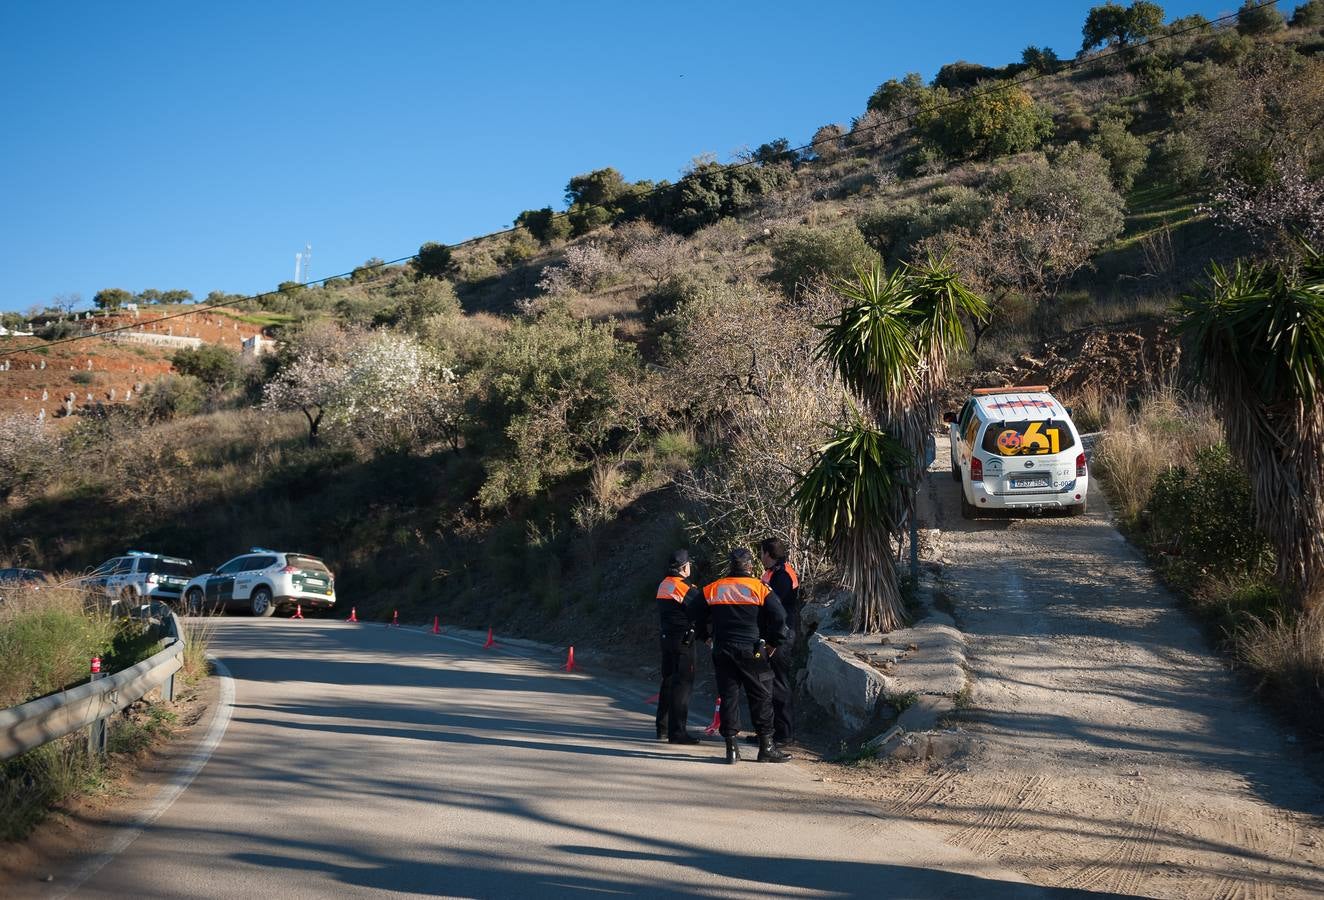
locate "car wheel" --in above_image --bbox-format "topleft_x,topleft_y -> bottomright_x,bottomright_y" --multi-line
960,491 -> 979,520
186,587 -> 206,616
250,586 -> 276,618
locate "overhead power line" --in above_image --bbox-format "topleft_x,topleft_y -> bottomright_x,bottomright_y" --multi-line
3,1 -> 1274,357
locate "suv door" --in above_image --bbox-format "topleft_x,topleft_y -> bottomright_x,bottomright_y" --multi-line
206,557 -> 249,610
233,555 -> 277,601
106,557 -> 135,596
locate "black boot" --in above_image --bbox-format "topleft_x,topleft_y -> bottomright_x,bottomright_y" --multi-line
656,723 -> 667,740
724,737 -> 741,764
669,732 -> 700,745
757,735 -> 791,763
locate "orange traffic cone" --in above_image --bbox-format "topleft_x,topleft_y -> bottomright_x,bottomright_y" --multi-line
431,615 -> 441,635
703,698 -> 722,736
387,609 -> 400,628
347,607 -> 359,623
483,627 -> 495,649
564,646 -> 576,672
291,604 -> 304,619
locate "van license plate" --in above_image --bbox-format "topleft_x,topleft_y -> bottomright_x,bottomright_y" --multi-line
1011,475 -> 1049,488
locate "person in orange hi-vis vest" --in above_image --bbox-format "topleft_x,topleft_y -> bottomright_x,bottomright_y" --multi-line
689,547 -> 791,764
654,549 -> 703,744
760,537 -> 801,747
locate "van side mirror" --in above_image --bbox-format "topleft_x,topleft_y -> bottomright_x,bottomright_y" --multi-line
942,411 -> 959,424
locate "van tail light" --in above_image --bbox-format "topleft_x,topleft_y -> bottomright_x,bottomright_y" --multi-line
1076,453 -> 1087,477
970,457 -> 983,482
281,565 -> 297,574
146,574 -> 159,584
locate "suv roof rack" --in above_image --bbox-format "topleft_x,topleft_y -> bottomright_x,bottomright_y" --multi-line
973,385 -> 1049,396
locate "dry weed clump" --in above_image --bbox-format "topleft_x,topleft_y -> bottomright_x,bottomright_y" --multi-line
1238,610 -> 1324,735
1092,388 -> 1223,521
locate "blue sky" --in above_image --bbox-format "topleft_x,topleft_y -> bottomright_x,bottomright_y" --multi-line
1,0 -> 1236,312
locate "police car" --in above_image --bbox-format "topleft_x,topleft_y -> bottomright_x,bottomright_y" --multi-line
182,548 -> 336,617
946,386 -> 1088,519
83,552 -> 195,608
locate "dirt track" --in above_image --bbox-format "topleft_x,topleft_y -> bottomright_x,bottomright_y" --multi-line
822,436 -> 1324,898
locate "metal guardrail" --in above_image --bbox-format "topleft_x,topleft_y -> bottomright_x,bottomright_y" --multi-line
0,609 -> 185,761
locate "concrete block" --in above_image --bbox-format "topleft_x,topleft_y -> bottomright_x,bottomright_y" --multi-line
806,633 -> 894,732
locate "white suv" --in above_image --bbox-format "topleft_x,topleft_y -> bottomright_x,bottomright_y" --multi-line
182,549 -> 336,617
946,387 -> 1088,518
83,552 -> 194,609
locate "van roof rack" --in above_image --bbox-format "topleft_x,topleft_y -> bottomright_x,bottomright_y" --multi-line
973,385 -> 1049,396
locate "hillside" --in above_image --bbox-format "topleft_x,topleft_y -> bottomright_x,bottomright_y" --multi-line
3,1 -> 1322,663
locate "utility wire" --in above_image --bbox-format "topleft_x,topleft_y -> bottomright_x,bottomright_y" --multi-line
3,1 -> 1274,358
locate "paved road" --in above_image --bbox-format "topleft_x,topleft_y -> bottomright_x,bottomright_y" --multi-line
51,620 -> 1077,898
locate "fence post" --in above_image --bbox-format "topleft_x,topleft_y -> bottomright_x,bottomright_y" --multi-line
86,657 -> 107,756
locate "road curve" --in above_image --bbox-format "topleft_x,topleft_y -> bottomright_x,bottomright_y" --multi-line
45,619 -> 1072,898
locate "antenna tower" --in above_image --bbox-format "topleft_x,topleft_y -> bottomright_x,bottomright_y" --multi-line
294,242 -> 313,283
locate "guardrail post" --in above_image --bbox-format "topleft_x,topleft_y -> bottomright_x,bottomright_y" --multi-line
87,657 -> 107,756
164,669 -> 176,702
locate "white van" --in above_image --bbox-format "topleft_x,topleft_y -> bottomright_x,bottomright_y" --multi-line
945,386 -> 1088,518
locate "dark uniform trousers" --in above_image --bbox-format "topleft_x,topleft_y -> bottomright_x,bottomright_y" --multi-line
769,630 -> 795,742
713,643 -> 775,738
656,637 -> 696,739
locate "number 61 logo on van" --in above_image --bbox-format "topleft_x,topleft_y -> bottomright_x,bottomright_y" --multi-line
996,421 -> 1062,455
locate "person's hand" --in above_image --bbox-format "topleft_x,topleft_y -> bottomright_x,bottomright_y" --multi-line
768,647 -> 778,658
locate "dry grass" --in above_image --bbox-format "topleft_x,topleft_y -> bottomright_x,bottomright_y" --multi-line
0,583 -> 118,707
1092,388 -> 1223,521
179,615 -> 218,683
1238,610 -> 1324,736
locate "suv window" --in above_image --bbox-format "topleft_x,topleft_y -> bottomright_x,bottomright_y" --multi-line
245,555 -> 278,571
140,558 -> 192,577
286,555 -> 330,573
110,557 -> 134,575
981,419 -> 1078,457
91,559 -> 117,576
215,557 -> 250,576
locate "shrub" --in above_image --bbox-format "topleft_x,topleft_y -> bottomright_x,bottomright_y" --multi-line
135,375 -> 204,423
1237,0 -> 1286,35
1238,610 -> 1324,736
1146,67 -> 1195,115
515,208 -> 572,245
0,415 -> 55,502
171,344 -> 243,390
415,242 -> 456,279
537,242 -> 622,296
996,145 -> 1126,252
856,186 -> 991,262
1292,0 -> 1324,28
1150,131 -> 1207,189
1147,444 -> 1270,574
649,159 -> 791,235
768,224 -> 879,294
917,86 -> 1053,161
1089,117 -> 1148,191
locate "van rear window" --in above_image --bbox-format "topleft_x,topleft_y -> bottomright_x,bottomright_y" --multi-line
981,420 -> 1077,456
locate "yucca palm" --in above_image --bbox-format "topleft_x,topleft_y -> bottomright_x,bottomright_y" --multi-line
792,410 -> 913,632
1179,245 -> 1324,612
805,260 -> 989,631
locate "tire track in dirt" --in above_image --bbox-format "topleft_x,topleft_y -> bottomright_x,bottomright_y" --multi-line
1058,795 -> 1161,893
1210,811 -> 1298,900
948,775 -> 1050,857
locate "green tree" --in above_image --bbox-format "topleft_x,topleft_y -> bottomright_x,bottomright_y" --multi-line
160,289 -> 194,305
1292,0 -> 1324,27
1237,0 -> 1286,34
415,242 -> 456,279
918,85 -> 1053,161
170,344 -> 242,390
515,207 -> 572,244
752,138 -> 797,166
1081,1 -> 1165,52
1090,117 -> 1148,191
866,73 -> 927,113
92,288 -> 133,311
1178,246 -> 1324,612
351,258 -> 386,284
1021,46 -> 1061,72
137,288 -> 163,305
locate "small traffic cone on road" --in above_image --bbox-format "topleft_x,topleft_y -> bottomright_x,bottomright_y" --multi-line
291,604 -> 304,619
347,607 -> 359,623
564,646 -> 576,672
386,609 -> 400,628
703,698 -> 722,736
483,627 -> 495,649
431,615 -> 441,635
